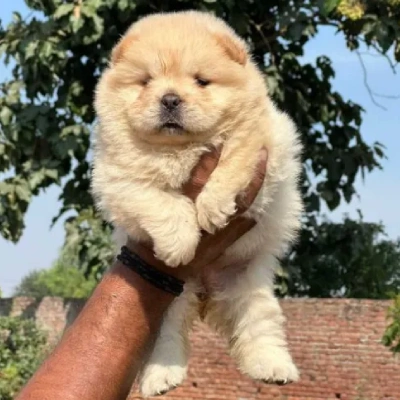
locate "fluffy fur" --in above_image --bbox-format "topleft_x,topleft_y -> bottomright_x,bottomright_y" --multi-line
92,11 -> 303,397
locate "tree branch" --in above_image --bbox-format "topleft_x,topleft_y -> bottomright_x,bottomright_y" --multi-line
356,50 -> 400,111
248,17 -> 277,66
358,37 -> 399,74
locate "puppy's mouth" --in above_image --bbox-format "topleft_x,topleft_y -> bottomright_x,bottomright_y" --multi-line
161,122 -> 184,130
158,119 -> 186,135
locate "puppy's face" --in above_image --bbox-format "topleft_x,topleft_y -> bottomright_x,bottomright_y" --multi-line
98,13 -> 254,145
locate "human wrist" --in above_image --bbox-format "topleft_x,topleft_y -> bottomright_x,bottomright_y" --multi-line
116,245 -> 184,297
108,261 -> 176,310
125,239 -> 189,281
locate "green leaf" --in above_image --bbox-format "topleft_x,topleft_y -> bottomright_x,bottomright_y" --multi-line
374,146 -> 385,158
0,182 -> 11,195
29,170 -> 45,189
395,41 -> 400,62
118,0 -> 131,11
306,193 -> 320,212
375,23 -> 392,53
343,185 -> 354,203
287,22 -> 307,42
25,41 -> 38,59
45,169 -> 59,180
15,185 -> 31,202
319,0 -> 340,17
71,16 -> 84,33
53,4 -> 74,19
12,12 -> 22,22
361,21 -> 378,36
0,106 -> 12,125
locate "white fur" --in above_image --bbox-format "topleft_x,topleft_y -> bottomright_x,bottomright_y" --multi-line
92,11 -> 303,397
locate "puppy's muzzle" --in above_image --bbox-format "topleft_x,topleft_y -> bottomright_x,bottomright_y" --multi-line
159,92 -> 184,130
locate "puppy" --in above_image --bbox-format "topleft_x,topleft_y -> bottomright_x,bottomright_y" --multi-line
92,11 -> 303,397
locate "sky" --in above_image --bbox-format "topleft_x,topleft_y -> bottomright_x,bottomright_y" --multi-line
0,2 -> 399,296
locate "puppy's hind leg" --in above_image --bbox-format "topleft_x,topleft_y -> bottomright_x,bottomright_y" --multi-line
139,282 -> 198,397
208,254 -> 299,385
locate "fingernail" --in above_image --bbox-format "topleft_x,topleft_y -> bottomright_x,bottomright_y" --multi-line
259,147 -> 268,162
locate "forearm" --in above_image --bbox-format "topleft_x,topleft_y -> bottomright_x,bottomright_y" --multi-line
16,261 -> 174,400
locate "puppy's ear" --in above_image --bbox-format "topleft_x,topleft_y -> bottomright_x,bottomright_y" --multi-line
214,33 -> 247,66
111,35 -> 136,65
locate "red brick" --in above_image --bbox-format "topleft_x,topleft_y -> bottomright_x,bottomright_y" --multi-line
2,298 -> 399,400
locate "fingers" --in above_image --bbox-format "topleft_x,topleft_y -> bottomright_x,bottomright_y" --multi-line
182,146 -> 222,202
182,146 -> 267,208
191,217 -> 256,269
136,145 -> 266,277
212,216 -> 256,253
190,146 -> 267,270
236,147 -> 268,215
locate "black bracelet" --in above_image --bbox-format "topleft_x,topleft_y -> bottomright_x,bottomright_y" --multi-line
116,246 -> 184,297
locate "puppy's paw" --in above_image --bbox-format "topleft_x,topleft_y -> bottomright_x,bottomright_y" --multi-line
140,364 -> 187,398
238,345 -> 299,385
147,198 -> 200,267
154,231 -> 199,267
153,221 -> 200,267
196,190 -> 237,234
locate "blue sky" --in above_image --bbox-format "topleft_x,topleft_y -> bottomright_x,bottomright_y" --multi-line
1,2 -> 399,296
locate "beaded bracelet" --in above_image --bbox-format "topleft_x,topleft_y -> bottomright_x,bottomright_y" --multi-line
117,246 -> 184,297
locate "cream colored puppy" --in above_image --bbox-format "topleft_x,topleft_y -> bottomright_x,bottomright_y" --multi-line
92,11 -> 303,397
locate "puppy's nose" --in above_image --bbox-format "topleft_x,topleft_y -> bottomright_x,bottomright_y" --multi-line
161,93 -> 181,110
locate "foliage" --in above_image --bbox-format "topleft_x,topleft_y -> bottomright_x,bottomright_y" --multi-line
0,0 -> 399,277
382,294 -> 400,353
62,208 -> 114,281
13,208 -> 112,297
14,221 -> 102,297
0,316 -> 46,400
13,262 -> 97,298
285,214 -> 400,298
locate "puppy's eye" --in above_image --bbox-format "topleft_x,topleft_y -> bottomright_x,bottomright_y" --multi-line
140,76 -> 152,86
195,76 -> 210,87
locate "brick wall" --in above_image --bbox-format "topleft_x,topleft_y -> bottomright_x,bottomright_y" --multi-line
1,298 -> 399,400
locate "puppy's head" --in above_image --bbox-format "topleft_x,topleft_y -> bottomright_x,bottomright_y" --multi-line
96,11 -> 262,145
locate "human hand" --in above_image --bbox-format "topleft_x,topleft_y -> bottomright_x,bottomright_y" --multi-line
127,146 -> 267,287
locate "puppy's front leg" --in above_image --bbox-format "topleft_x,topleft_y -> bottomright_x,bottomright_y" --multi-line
139,283 -> 198,397
98,183 -> 200,267
196,142 -> 265,233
